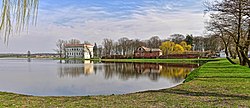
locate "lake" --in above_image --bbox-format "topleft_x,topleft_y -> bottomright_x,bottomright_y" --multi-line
0,58 -> 198,96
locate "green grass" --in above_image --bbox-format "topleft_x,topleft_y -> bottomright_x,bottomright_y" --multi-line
1,60 -> 250,107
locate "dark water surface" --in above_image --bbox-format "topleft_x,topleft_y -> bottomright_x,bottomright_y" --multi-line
0,58 -> 198,96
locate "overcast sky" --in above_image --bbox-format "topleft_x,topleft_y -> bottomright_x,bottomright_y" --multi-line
0,0 -> 210,53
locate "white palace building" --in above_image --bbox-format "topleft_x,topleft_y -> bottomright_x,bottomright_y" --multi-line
64,44 -> 94,59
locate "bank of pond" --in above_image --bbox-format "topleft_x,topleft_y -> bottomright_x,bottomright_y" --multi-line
2,58 -> 248,107
0,58 -> 201,96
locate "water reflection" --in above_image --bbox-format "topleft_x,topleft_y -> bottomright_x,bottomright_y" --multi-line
59,60 -> 94,77
27,58 -> 31,62
59,60 -> 198,82
0,58 -> 200,96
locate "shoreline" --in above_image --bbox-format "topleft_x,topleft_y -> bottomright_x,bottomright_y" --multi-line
1,59 -> 250,107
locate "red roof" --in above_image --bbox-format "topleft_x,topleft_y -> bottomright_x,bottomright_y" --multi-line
64,44 -> 93,47
138,46 -> 162,52
64,44 -> 84,47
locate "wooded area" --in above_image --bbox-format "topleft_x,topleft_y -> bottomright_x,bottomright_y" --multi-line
205,0 -> 250,67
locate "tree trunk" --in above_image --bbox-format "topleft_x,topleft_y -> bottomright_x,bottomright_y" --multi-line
246,20 -> 250,67
225,47 -> 236,64
228,47 -> 236,59
237,1 -> 243,65
219,33 -> 236,64
236,46 -> 243,65
238,20 -> 250,67
240,49 -> 250,67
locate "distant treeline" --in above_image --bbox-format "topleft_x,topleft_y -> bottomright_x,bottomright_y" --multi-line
95,34 -> 221,58
55,34 -> 223,59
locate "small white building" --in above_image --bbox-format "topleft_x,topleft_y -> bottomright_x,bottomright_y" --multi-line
64,44 -> 94,59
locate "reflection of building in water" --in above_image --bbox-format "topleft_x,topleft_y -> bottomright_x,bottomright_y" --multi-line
103,62 -> 194,82
64,60 -> 93,64
103,63 -> 162,81
59,61 -> 196,81
65,60 -> 84,64
103,63 -> 142,80
84,60 -> 94,75
134,63 -> 162,74
59,60 -> 94,77
134,63 -> 163,81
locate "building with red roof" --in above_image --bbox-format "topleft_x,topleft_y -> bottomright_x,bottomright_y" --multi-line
64,44 -> 93,59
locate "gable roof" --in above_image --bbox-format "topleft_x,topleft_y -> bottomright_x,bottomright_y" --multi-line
64,44 -> 84,47
138,46 -> 161,52
64,44 -> 93,47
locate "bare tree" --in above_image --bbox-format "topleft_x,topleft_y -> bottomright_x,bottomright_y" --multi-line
193,36 -> 205,51
147,36 -> 162,48
206,0 -> 250,66
102,38 -> 113,56
55,39 -> 66,59
97,45 -> 103,58
206,13 -> 236,64
118,37 -> 130,55
68,39 -> 81,44
169,34 -> 185,44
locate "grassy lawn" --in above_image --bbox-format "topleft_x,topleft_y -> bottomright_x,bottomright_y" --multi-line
0,60 -> 250,107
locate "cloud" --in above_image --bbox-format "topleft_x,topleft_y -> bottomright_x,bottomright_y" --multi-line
0,0 -> 207,53
37,0 -> 206,37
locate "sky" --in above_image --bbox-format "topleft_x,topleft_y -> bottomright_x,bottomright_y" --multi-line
0,0 -> 211,53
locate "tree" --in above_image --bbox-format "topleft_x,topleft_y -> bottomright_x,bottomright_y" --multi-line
170,34 -> 185,44
147,36 -> 162,48
55,39 -> 66,59
102,38 -> 113,56
192,36 -> 204,51
68,39 -> 81,44
97,45 -> 103,58
180,41 -> 187,49
128,39 -> 143,55
0,0 -> 39,44
118,37 -> 130,55
186,45 -> 192,51
160,41 -> 175,55
185,34 -> 193,45
84,41 -> 91,44
206,0 -> 250,66
205,13 -> 236,63
174,44 -> 185,54
93,43 -> 98,58
180,41 -> 192,51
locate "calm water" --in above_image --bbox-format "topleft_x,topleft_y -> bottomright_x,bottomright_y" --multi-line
0,58 -> 198,96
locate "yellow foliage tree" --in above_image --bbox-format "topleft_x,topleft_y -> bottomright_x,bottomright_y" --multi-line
174,44 -> 184,53
180,41 -> 187,48
160,41 -> 175,55
180,41 -> 192,51
186,45 -> 192,51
